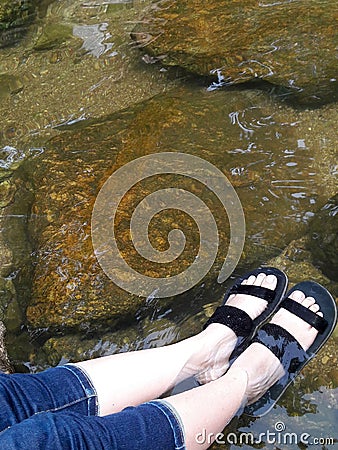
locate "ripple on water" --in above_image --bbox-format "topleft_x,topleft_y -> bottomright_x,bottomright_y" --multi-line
0,0 -> 336,441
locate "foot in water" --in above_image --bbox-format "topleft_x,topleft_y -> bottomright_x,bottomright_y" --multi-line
188,272 -> 278,384
230,289 -> 323,405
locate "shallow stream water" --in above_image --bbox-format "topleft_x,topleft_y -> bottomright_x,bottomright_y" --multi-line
0,1 -> 337,448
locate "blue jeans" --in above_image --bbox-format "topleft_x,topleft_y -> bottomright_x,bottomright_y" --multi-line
0,365 -> 185,449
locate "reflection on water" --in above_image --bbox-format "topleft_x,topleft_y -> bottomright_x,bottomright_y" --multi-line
0,0 -> 337,448
235,387 -> 337,449
73,23 -> 117,58
0,146 -> 26,170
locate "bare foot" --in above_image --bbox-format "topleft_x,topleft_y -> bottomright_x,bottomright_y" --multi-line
231,290 -> 323,404
190,273 -> 278,384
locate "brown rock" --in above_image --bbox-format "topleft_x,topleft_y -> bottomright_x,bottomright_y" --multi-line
132,0 -> 338,105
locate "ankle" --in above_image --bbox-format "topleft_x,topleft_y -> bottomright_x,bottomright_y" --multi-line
186,325 -> 239,384
219,366 -> 249,406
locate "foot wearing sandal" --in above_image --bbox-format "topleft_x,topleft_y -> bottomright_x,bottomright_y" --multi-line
189,270 -> 284,384
230,288 -> 327,409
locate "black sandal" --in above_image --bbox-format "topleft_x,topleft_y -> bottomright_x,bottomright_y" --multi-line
204,267 -> 288,347
244,280 -> 337,417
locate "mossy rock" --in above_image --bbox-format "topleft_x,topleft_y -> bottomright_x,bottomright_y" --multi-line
307,195 -> 338,282
0,165 -> 35,333
132,0 -> 338,106
0,0 -> 35,30
21,86 -> 337,331
0,0 -> 51,47
267,236 -> 338,295
0,320 -> 13,373
40,326 -> 140,366
0,74 -> 23,100
34,22 -> 75,51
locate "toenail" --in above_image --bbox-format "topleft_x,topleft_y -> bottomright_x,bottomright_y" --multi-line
310,304 -> 320,312
293,290 -> 304,300
302,297 -> 315,307
266,275 -> 275,283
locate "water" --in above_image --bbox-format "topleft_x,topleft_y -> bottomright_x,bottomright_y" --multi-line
0,0 -> 337,448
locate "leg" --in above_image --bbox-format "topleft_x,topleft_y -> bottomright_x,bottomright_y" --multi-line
0,290 -> 323,450
0,405 -> 180,450
162,289 -> 323,449
0,290 -> 324,450
0,365 -> 97,433
0,369 -> 247,450
0,271 -> 277,428
75,272 -> 278,415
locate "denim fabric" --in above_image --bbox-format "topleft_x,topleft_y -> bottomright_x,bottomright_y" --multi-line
147,400 -> 186,450
0,365 -> 98,432
0,365 -> 186,450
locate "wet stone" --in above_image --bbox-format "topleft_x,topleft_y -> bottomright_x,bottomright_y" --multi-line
307,194 -> 338,282
0,167 -> 35,334
38,326 -> 139,367
31,313 -> 179,368
0,0 -> 42,47
139,317 -> 178,349
322,355 -> 329,365
0,179 -> 17,208
0,73 -> 23,99
132,0 -> 338,106
0,320 -> 13,373
267,236 -> 338,295
20,86 -> 337,332
34,23 -> 76,51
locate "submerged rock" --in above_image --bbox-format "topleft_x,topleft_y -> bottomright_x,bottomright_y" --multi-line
0,0 -> 53,47
0,74 -> 23,99
0,1 -> 35,29
39,326 -> 140,367
267,236 -> 338,295
132,0 -> 338,105
32,316 -> 177,367
33,22 -> 75,51
0,149 -> 38,333
0,320 -> 14,373
307,195 -> 338,282
21,86 -> 337,331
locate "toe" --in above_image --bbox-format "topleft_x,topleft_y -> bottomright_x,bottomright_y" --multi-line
261,274 -> 277,291
289,290 -> 306,303
246,275 -> 256,285
302,296 -> 316,308
254,273 -> 266,286
309,303 -> 320,313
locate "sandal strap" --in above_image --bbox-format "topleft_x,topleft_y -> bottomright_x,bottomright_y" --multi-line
227,284 -> 275,303
252,323 -> 307,373
281,298 -> 328,334
203,305 -> 253,339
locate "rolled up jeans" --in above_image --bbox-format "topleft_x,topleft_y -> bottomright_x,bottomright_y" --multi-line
0,365 -> 185,449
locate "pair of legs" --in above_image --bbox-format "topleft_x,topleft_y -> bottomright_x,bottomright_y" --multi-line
73,272 -> 322,449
